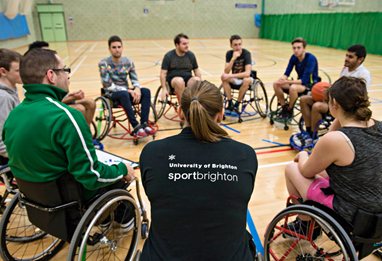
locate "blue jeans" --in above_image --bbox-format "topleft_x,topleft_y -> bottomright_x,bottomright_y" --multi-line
111,88 -> 151,128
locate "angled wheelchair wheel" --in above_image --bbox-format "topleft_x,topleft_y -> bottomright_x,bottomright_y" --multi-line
264,204 -> 357,261
150,103 -> 158,124
67,189 -> 141,261
0,193 -> 65,261
153,86 -> 168,119
93,96 -> 112,141
253,79 -> 269,118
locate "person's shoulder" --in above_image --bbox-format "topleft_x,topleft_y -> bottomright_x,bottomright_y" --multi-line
165,49 -> 176,57
187,50 -> 196,57
98,56 -> 111,66
120,56 -> 132,64
242,48 -> 251,55
306,52 -> 318,60
226,49 -> 233,55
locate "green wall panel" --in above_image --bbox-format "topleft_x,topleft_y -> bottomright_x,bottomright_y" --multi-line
260,12 -> 382,55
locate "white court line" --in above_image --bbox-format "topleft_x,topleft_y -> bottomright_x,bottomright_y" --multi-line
151,41 -> 166,50
75,43 -> 86,53
89,43 -> 97,52
70,55 -> 88,77
258,161 -> 291,169
199,67 -> 213,77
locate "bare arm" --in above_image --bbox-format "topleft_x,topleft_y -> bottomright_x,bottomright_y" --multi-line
231,64 -> 252,79
193,68 -> 201,79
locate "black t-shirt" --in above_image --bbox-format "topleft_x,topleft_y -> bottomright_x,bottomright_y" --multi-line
225,48 -> 252,74
161,49 -> 198,80
140,127 -> 257,261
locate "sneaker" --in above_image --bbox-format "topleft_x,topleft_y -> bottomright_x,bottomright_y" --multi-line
283,218 -> 322,241
115,202 -> 136,232
142,123 -> 156,135
132,125 -> 147,138
225,104 -> 234,116
99,216 -> 112,230
292,132 -> 313,147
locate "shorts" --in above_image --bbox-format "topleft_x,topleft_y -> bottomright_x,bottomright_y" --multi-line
167,75 -> 193,91
306,177 -> 334,209
229,77 -> 254,90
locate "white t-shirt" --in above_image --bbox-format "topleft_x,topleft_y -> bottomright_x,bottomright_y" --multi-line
340,64 -> 371,88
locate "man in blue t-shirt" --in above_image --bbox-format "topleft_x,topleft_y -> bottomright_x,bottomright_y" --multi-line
221,35 -> 253,114
273,37 -> 320,119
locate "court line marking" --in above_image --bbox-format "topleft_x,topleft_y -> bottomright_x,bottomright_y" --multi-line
261,139 -> 286,146
75,43 -> 86,53
71,55 -> 88,77
247,209 -> 264,255
259,161 -> 291,169
220,123 -> 241,133
256,148 -> 294,155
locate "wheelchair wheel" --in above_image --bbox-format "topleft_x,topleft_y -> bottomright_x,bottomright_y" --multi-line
0,193 -> 65,261
153,86 -> 168,119
90,121 -> 98,140
264,204 -> 357,261
67,189 -> 141,261
253,79 -> 269,118
93,96 -> 112,141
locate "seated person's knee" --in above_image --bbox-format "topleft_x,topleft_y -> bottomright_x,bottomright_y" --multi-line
171,77 -> 185,88
243,77 -> 252,85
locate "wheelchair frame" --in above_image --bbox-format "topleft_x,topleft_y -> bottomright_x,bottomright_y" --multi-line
93,90 -> 158,145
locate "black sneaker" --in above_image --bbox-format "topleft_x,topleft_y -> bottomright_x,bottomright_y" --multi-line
225,104 -> 234,116
114,201 -> 136,232
283,218 -> 322,241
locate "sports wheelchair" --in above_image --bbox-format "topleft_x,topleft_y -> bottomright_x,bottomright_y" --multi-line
221,70 -> 269,123
0,174 -> 149,261
0,164 -> 17,213
93,88 -> 158,145
269,70 -> 332,131
153,83 -> 184,128
264,196 -> 382,260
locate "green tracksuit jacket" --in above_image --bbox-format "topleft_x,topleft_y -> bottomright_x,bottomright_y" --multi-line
2,84 -> 127,199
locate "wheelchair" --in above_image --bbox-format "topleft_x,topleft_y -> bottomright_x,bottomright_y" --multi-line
153,83 -> 184,128
221,70 -> 269,123
93,88 -> 158,145
264,196 -> 382,260
0,164 -> 17,213
0,173 -> 149,261
269,70 -> 332,131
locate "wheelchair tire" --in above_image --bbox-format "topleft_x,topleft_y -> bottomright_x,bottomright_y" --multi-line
264,204 -> 357,261
93,96 -> 112,141
253,79 -> 269,118
67,189 -> 141,261
153,86 -> 168,119
0,193 -> 65,261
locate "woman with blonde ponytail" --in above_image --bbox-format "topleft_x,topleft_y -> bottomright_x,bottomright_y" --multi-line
140,80 -> 258,260
284,76 -> 382,228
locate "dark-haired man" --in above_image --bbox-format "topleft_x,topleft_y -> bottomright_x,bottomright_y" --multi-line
294,44 -> 371,147
273,37 -> 320,119
3,48 -> 135,203
0,49 -> 21,164
221,35 -> 252,114
99,35 -> 155,137
160,33 -> 201,102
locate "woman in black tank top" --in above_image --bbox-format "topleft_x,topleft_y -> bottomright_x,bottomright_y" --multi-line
284,76 -> 382,224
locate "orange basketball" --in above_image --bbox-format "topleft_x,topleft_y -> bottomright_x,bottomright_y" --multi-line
311,82 -> 331,102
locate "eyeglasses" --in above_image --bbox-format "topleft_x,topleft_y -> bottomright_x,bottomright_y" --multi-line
52,67 -> 71,74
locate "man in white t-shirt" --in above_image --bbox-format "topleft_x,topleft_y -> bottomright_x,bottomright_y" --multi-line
293,45 -> 371,147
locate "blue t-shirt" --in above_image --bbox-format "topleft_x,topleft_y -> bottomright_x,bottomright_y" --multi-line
284,52 -> 320,88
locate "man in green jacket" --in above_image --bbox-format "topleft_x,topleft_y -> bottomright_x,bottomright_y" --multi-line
2,48 -> 135,201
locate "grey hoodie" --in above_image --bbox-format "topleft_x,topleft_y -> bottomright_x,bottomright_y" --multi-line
0,83 -> 20,157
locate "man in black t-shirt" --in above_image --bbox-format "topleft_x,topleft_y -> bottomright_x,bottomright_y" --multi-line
221,35 -> 253,114
160,33 -> 201,102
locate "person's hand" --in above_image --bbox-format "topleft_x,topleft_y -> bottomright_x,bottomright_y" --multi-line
62,90 -> 84,104
232,51 -> 241,60
221,73 -> 231,81
132,87 -> 141,104
122,163 -> 136,183
160,87 -> 168,101
294,151 -> 308,163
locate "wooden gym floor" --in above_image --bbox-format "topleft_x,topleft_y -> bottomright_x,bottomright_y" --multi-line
6,38 -> 382,259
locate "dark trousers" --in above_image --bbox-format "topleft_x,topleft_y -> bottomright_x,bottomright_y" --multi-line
111,88 -> 151,128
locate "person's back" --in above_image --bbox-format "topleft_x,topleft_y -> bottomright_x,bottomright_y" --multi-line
327,121 -> 382,223
140,80 -> 257,260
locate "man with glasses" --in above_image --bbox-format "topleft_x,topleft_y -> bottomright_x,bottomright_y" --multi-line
99,35 -> 155,137
0,49 -> 22,165
273,37 -> 320,119
27,41 -> 96,126
3,47 -> 135,207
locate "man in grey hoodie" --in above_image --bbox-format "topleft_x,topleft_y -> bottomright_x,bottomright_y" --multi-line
0,49 -> 22,164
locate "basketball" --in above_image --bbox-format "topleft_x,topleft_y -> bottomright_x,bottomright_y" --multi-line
312,82 -> 331,102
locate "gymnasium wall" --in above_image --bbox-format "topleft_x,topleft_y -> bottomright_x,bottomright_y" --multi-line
0,0 -> 37,50
260,0 -> 382,55
32,0 -> 262,41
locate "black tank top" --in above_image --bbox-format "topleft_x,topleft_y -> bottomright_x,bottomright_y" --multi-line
326,120 -> 382,223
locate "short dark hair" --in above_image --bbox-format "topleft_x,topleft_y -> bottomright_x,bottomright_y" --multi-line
108,35 -> 122,47
20,48 -> 59,84
0,49 -> 21,71
291,37 -> 307,48
229,35 -> 242,44
347,44 -> 367,61
28,41 -> 49,51
174,33 -> 189,45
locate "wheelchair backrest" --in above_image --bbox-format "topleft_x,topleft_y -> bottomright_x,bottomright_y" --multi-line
16,174 -> 84,242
